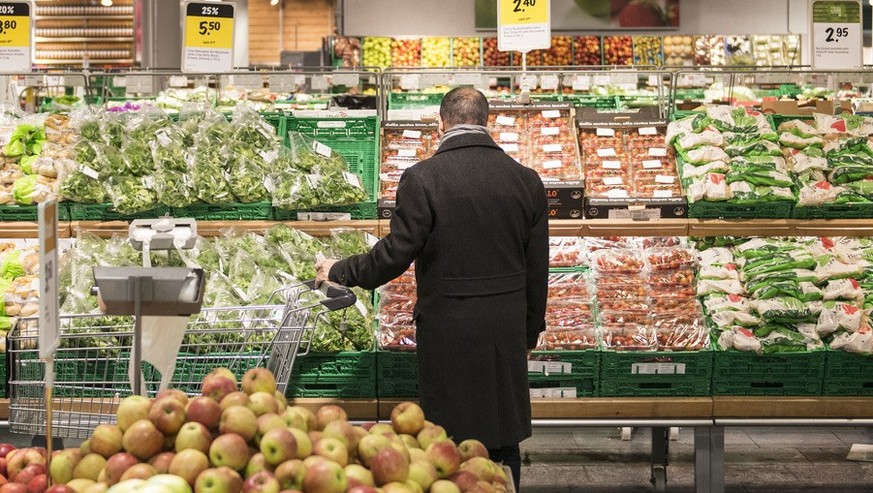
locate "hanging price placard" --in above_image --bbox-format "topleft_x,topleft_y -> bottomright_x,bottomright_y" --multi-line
809,0 -> 862,70
182,1 -> 235,73
0,1 -> 32,72
497,0 -> 550,53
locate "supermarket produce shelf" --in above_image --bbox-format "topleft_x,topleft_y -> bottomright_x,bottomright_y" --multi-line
71,220 -> 380,238
0,222 -> 71,239
712,396 -> 873,420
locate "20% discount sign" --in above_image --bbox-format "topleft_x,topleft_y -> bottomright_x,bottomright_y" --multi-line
0,2 -> 32,72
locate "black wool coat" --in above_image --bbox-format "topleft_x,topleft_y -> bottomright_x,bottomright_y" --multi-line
329,131 -> 549,448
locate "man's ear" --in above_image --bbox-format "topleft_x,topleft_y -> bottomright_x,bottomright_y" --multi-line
437,117 -> 445,135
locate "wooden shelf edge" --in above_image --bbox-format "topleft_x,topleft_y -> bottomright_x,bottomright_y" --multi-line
713,396 -> 873,419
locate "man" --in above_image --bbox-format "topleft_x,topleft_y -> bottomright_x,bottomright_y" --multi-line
315,87 -> 548,491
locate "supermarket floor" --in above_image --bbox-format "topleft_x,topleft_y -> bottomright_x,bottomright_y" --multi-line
1,425 -> 872,492
519,426 -> 873,492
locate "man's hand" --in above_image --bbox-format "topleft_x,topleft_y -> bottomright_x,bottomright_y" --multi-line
315,258 -> 338,286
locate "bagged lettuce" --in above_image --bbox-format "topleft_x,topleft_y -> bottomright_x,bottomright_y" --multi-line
105,175 -> 157,214
190,146 -> 234,205
60,169 -> 106,203
12,174 -> 56,205
268,169 -> 320,210
225,140 -> 270,203
154,168 -> 198,208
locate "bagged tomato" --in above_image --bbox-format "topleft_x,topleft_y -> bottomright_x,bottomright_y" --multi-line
548,237 -> 584,267
646,247 -> 696,271
537,328 -> 598,351
590,249 -> 645,274
601,325 -> 657,351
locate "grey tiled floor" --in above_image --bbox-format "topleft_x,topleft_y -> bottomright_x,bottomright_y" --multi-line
520,427 -> 873,492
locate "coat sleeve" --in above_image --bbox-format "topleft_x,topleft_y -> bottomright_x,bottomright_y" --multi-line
525,179 -> 549,350
329,169 -> 433,290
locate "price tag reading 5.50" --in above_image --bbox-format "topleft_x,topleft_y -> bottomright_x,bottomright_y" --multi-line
0,2 -> 30,48
185,2 -> 234,50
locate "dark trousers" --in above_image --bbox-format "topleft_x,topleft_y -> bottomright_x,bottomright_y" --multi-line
488,443 -> 521,492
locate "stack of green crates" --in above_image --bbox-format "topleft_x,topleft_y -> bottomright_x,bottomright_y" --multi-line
529,350 -> 600,398
822,349 -> 873,396
376,350 -> 418,398
599,349 -> 713,397
712,349 -> 825,396
286,351 -> 377,398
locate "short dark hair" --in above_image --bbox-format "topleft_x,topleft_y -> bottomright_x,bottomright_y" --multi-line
439,87 -> 489,127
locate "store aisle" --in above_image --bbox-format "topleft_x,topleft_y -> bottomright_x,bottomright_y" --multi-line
520,427 -> 873,493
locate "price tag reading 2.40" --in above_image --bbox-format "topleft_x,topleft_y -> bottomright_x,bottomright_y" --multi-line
182,1 -> 235,73
497,0 -> 550,53
0,1 -> 32,72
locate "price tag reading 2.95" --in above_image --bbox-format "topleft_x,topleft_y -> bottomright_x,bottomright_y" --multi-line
182,1 -> 235,73
0,1 -> 31,72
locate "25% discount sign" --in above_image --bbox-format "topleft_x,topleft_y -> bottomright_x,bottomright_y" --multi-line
0,1 -> 32,72
182,1 -> 235,73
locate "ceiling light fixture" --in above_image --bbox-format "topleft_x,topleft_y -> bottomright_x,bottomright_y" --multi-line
100,0 -> 113,6
270,0 -> 278,5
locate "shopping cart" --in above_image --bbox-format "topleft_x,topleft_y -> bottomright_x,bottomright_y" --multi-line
7,280 -> 356,440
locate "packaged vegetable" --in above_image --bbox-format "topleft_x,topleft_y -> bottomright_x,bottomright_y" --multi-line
824,278 -> 864,301
687,173 -> 730,202
104,175 -> 157,214
537,328 -> 598,351
12,174 -> 56,205
697,278 -> 744,296
754,296 -> 820,323
817,301 -> 864,335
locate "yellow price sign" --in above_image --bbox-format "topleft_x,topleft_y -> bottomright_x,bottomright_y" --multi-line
499,0 -> 548,26
0,2 -> 31,49
184,3 -> 234,50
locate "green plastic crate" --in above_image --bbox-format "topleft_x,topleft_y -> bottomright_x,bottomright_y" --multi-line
599,350 -> 712,397
528,376 -> 597,398
377,350 -> 417,379
529,350 -> 599,379
284,116 -> 379,200
0,353 -> 6,398
688,200 -> 793,219
286,377 -> 376,398
68,203 -> 171,221
712,349 -> 825,396
0,204 -> 70,222
792,203 -> 873,220
259,112 -> 286,135
388,92 -> 445,110
378,379 -> 418,398
172,202 -> 273,221
823,349 -> 873,396
292,351 -> 376,380
273,202 -> 378,221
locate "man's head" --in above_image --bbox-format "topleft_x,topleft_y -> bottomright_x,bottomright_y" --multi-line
438,87 -> 489,133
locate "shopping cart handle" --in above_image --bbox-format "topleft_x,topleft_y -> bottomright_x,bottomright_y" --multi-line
304,280 -> 357,311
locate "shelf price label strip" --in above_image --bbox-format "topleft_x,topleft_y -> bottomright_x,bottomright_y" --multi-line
0,1 -> 32,72
182,1 -> 235,73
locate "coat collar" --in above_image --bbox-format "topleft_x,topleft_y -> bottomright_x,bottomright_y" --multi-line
433,132 -> 503,155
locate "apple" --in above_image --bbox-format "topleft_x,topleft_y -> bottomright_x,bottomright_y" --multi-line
307,432 -> 322,447
314,406 -> 346,431
426,442 -> 461,479
247,393 -> 278,417
90,424 -> 124,458
370,447 -> 409,486
241,369 -> 276,396
0,457 -> 7,477
49,449 -> 82,484
312,438 -> 347,467
390,403 -> 425,436
156,389 -> 189,408
82,482 -> 107,493
404,479 -> 423,493
273,392 -> 287,414
356,434 -> 391,468
0,445 -> 16,459
16,463 -> 46,486
259,429 -> 297,466
416,425 -> 448,450
450,471 -> 478,492
343,464 -> 374,488
273,460 -> 305,491
219,393 -> 249,412
219,406 -> 258,442
116,396 -> 153,432
302,459 -> 345,493
185,397 -> 222,431
457,440 -> 489,462
388,437 -> 411,464
346,487 -> 378,493
408,449 -> 427,463
255,414 -> 286,445
64,480 -> 94,493
149,398 -> 187,436
243,471 -> 280,493
202,374 -> 237,403
285,429 -> 311,460
148,452 -> 176,474
321,421 -> 359,452
122,420 -> 165,461
282,407 -> 316,433
381,482 -> 414,493
368,424 -> 394,437
244,453 -> 272,479
119,463 -> 157,481
195,467 -> 243,493
206,368 -> 238,385
79,441 -> 91,456
430,479 -> 461,493
104,452 -> 140,485
399,435 -> 419,450
44,487 -> 76,493
71,454 -> 104,482
26,474 -> 46,493
408,460 -> 438,491
209,433 -> 250,472
8,449 -> 44,481
458,457 -> 498,482
175,422 -> 212,454
0,484 -> 27,493
169,449 -> 209,487
146,474 -> 192,493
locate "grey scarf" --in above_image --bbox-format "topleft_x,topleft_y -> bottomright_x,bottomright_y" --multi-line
438,124 -> 491,149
